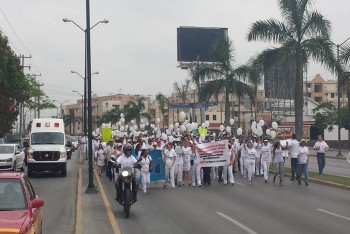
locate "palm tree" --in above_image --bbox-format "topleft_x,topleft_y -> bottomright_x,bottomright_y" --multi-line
173,79 -> 191,121
193,36 -> 254,125
340,44 -> 350,109
124,96 -> 151,126
247,0 -> 336,140
63,110 -> 81,135
155,93 -> 170,129
102,105 -> 122,126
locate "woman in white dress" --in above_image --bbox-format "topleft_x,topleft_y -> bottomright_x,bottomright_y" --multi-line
244,141 -> 257,185
162,142 -> 176,188
190,142 -> 201,187
96,144 -> 105,176
182,141 -> 192,186
138,149 -> 152,194
174,140 -> 184,186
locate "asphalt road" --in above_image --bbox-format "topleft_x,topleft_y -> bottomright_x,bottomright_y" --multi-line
28,151 -> 79,234
100,171 -> 350,234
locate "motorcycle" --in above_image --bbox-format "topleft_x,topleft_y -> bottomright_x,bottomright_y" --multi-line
116,165 -> 139,218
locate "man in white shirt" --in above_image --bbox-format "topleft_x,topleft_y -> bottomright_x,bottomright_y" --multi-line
313,135 -> 329,175
288,134 -> 300,181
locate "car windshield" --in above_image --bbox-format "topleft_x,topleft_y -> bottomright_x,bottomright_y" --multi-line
0,146 -> 14,154
0,179 -> 27,210
31,132 -> 64,145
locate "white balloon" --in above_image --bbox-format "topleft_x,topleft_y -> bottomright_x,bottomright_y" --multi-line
120,126 -> 125,132
251,125 -> 257,132
252,121 -> 257,126
179,111 -> 186,120
156,118 -> 161,123
120,118 -> 125,123
125,125 -> 129,130
102,123 -> 106,128
146,122 -> 149,126
226,126 -> 231,133
180,125 -> 187,132
150,124 -> 155,129
270,131 -> 276,138
154,127 -> 157,132
175,122 -> 179,128
257,124 -> 262,131
257,128 -> 263,136
266,129 -> 271,135
185,120 -> 189,124
200,133 -> 206,142
237,128 -> 243,136
193,123 -> 198,129
169,135 -> 174,142
169,124 -> 174,130
230,119 -> 234,125
272,122 -> 278,130
205,121 -> 210,128
120,113 -> 124,118
131,120 -> 135,124
161,133 -> 167,140
259,120 -> 265,126
219,125 -> 225,132
201,123 -> 206,128
140,119 -> 144,124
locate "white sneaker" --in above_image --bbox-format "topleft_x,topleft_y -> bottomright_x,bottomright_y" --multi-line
143,190 -> 147,195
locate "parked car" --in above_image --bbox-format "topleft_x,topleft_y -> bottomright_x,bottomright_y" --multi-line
0,144 -> 25,171
0,172 -> 44,233
65,140 -> 73,160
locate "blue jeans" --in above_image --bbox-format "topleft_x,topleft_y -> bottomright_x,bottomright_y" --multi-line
290,158 -> 298,179
316,153 -> 326,174
297,164 -> 308,182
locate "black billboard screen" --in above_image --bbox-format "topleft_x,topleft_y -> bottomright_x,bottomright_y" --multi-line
177,27 -> 228,62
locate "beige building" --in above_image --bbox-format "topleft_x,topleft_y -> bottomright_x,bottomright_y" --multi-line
305,74 -> 348,104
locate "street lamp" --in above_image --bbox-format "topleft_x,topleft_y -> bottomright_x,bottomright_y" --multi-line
52,100 -> 69,118
63,13 -> 108,191
71,70 -> 99,136
334,36 -> 350,157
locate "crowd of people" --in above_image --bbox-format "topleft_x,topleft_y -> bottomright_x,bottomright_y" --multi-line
80,131 -> 335,202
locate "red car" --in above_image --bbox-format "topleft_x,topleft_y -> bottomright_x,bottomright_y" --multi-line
0,172 -> 44,234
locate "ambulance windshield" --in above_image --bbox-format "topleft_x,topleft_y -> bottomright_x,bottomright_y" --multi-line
31,132 -> 64,145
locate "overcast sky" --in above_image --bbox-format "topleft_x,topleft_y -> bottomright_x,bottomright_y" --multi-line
1,0 -> 349,116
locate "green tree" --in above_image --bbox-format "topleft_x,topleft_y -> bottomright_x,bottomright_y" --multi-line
173,79 -> 191,121
247,0 -> 336,140
63,110 -> 82,135
102,105 -> 122,125
193,37 -> 253,125
124,96 -> 151,126
155,93 -> 170,129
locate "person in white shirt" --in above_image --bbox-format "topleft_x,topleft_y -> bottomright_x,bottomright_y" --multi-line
313,135 -> 329,175
253,137 -> 263,176
138,149 -> 152,194
115,143 -> 139,202
162,142 -> 176,188
297,139 -> 309,186
244,140 -> 257,185
239,139 -> 247,177
79,134 -> 87,162
272,140 -> 288,186
190,142 -> 201,187
182,141 -> 192,186
288,134 -> 300,181
96,144 -> 105,176
260,139 -> 272,183
222,143 -> 235,185
104,140 -> 114,181
174,141 -> 184,186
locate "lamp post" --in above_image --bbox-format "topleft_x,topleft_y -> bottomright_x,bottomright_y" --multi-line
73,91 -> 84,134
71,71 -> 99,136
52,100 -> 69,118
334,36 -> 350,157
63,11 -> 108,191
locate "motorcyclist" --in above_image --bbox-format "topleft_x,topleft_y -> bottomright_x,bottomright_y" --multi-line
114,143 -> 140,203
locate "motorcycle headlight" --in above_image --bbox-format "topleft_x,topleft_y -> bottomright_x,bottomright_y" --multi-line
121,171 -> 129,177
6,158 -> 13,162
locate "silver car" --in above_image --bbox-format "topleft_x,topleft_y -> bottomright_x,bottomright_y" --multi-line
0,144 -> 25,171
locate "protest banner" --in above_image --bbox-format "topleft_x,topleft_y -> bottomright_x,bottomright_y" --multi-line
196,140 -> 229,167
149,150 -> 165,182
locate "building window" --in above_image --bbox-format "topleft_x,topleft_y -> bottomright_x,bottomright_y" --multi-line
213,115 -> 217,121
314,84 -> 322,93
331,93 -> 335,98
314,97 -> 322,102
306,83 -> 311,88
206,115 -> 209,121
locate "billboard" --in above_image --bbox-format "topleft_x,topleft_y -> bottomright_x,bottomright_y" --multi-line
276,125 -> 310,140
177,27 -> 228,62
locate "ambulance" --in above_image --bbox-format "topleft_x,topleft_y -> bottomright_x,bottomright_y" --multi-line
27,118 -> 67,177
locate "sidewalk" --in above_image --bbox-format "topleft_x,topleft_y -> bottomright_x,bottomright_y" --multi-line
308,148 -> 349,159
76,160 -> 118,234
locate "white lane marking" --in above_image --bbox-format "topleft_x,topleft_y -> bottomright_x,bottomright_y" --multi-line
317,209 -> 350,222
235,182 -> 245,186
216,212 -> 258,234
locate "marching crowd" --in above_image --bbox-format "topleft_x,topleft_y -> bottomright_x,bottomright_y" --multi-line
81,131 -> 334,201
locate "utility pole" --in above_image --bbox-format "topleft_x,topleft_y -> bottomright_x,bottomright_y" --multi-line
19,55 -> 31,138
31,74 -> 43,119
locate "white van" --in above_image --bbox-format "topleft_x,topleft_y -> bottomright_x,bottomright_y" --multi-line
27,118 -> 67,177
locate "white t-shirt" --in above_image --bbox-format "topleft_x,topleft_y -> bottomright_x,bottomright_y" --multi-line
245,148 -> 257,163
289,139 -> 300,158
314,141 -> 329,153
182,147 -> 191,165
97,149 -> 104,161
163,148 -> 176,160
117,154 -> 137,169
273,147 -> 284,163
261,144 -> 272,162
254,142 -> 262,157
139,155 -> 152,172
298,146 -> 309,164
